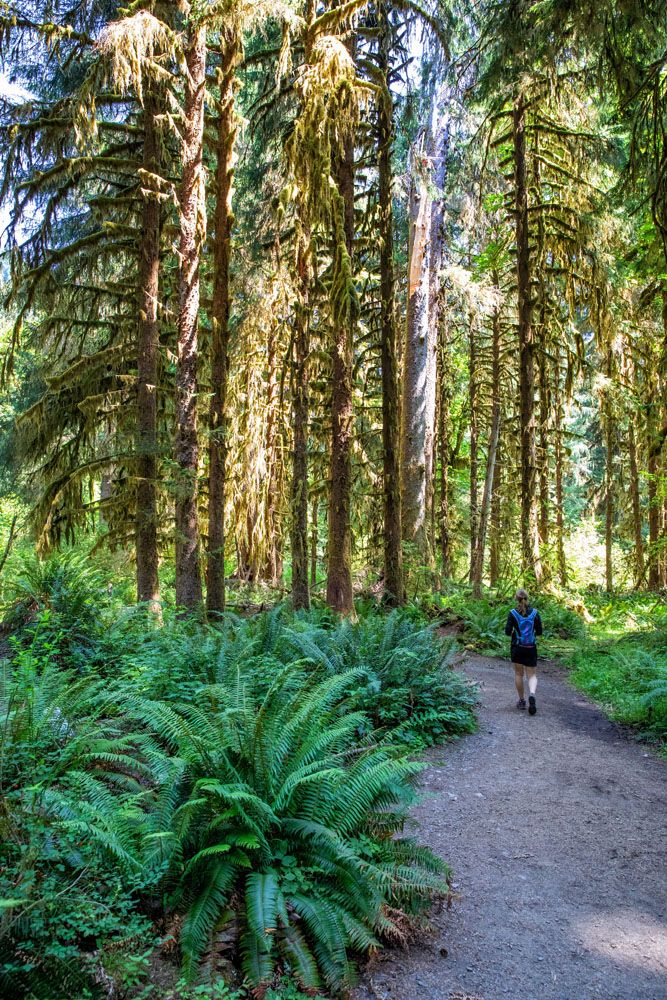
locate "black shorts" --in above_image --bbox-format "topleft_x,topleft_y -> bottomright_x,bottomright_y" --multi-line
511,644 -> 537,667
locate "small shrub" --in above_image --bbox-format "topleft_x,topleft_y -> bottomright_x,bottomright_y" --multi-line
3,551 -> 111,668
569,645 -> 667,738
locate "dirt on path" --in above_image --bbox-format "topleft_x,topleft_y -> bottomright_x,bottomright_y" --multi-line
351,654 -> 667,1000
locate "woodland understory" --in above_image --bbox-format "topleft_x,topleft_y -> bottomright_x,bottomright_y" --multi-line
0,0 -> 666,998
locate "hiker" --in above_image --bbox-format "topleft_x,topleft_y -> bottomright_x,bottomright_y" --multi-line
505,588 -> 543,715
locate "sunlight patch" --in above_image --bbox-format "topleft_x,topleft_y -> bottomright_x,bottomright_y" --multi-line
575,909 -> 667,974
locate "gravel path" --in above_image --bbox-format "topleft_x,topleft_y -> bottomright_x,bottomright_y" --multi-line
351,654 -> 667,1000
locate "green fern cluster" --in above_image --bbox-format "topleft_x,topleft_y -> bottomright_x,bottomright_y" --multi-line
93,602 -> 476,745
0,648 -> 159,998
132,666 -> 447,993
3,550 -> 112,668
283,608 -> 477,744
0,564 -> 470,994
1,597 -> 457,996
640,663 -> 667,730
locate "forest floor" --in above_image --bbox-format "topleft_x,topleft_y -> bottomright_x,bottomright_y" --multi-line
350,652 -> 667,1000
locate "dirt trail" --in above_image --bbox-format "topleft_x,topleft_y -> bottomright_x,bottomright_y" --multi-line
351,654 -> 667,1000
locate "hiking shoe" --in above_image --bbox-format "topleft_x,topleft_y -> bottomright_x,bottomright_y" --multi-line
528,695 -> 537,715
517,698 -> 526,710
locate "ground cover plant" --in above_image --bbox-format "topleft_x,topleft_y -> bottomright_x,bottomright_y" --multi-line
0,646 -> 160,999
0,555 -> 473,999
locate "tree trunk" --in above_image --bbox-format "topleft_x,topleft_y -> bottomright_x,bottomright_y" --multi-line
136,90 -> 161,611
489,435 -> 503,587
438,315 -> 453,577
538,343 -> 550,551
100,473 -> 113,526
512,93 -> 541,582
428,97 -> 449,578
471,297 -> 502,597
291,236 -> 311,611
602,342 -> 614,591
647,407 -> 661,590
206,35 -> 239,615
401,136 -> 436,565
326,128 -> 355,615
628,420 -> 644,586
534,144 -> 550,567
468,318 -> 479,578
604,418 -> 614,592
659,288 -> 667,588
377,4 -> 404,605
262,318 -> 284,585
310,495 -> 318,588
554,376 -> 567,588
174,21 -> 206,610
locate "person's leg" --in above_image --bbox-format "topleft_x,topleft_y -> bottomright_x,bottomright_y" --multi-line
526,667 -> 537,713
514,664 -> 525,705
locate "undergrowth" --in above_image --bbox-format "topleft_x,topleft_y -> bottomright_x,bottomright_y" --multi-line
0,555 -> 474,999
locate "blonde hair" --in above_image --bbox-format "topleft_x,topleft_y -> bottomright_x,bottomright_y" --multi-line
515,588 -> 529,614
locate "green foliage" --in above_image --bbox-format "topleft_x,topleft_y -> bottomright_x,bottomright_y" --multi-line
85,600 -> 477,745
569,645 -> 667,740
132,667 -> 447,992
3,551 -> 112,668
0,576 -> 465,996
0,648 -> 160,999
560,592 -> 667,741
284,607 -> 477,744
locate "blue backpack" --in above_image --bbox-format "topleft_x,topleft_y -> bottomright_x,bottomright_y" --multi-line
511,607 -> 538,646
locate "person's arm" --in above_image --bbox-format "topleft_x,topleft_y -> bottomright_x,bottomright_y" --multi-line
535,611 -> 543,637
505,611 -> 515,637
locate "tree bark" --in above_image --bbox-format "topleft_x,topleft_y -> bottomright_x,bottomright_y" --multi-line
628,419 -> 644,586
175,20 -> 206,610
512,93 -> 541,582
471,295 -> 502,596
489,434 -> 503,587
554,374 -> 567,588
659,288 -> 667,588
377,3 -> 403,605
0,514 -> 17,577
647,380 -> 661,590
310,495 -> 318,588
468,318 -> 479,578
603,342 -> 614,592
429,97 -> 449,578
438,315 -> 453,577
291,236 -> 311,611
262,318 -> 284,585
604,419 -> 614,592
538,342 -> 550,551
401,136 -> 436,565
136,90 -> 161,611
206,34 -> 239,615
326,128 -> 355,615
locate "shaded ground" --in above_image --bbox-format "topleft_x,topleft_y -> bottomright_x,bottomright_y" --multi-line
351,654 -> 667,1000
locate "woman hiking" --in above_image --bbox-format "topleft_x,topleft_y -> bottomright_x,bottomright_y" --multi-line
505,588 -> 543,715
